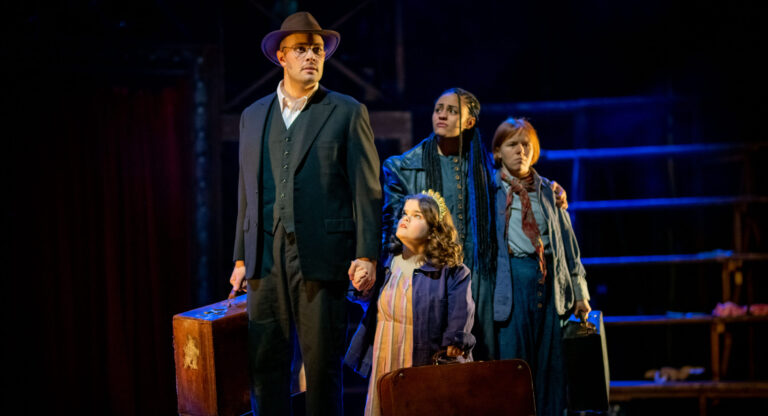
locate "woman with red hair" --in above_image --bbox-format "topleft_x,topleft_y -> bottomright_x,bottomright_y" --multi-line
491,118 -> 591,415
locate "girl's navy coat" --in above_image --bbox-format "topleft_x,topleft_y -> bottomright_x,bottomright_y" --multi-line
344,254 -> 476,378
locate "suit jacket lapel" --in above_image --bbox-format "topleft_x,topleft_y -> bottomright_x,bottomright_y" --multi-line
290,86 -> 335,170
243,93 -> 275,177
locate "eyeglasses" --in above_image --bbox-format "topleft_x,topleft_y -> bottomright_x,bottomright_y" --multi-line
281,44 -> 325,58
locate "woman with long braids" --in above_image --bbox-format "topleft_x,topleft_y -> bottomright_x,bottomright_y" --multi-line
379,88 -> 497,359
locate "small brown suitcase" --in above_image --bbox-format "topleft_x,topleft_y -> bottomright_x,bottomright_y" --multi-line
377,359 -> 536,416
172,295 -> 251,416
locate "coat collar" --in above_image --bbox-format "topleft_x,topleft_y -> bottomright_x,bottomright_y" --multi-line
251,86 -> 335,171
400,134 -> 476,170
494,168 -> 556,223
398,136 -> 434,170
289,86 -> 334,169
493,167 -> 543,192
382,252 -> 441,272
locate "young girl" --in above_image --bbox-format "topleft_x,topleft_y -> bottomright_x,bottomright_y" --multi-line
345,191 -> 475,416
491,118 -> 591,416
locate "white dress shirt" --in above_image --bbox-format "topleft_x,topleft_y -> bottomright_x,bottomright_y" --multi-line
276,81 -> 319,128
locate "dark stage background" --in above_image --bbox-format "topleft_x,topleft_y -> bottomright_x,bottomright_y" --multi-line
7,1 -> 767,415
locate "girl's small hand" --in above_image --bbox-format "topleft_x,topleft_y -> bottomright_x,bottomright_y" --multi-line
354,267 -> 368,280
351,259 -> 376,292
573,299 -> 592,320
446,346 -> 463,357
352,266 -> 374,291
351,268 -> 366,291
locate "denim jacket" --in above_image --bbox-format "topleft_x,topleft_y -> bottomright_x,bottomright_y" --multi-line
344,254 -> 476,378
493,169 -> 589,320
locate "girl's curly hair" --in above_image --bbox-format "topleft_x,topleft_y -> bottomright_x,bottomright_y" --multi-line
387,193 -> 463,268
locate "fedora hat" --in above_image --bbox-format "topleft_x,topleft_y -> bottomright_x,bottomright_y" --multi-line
261,12 -> 340,66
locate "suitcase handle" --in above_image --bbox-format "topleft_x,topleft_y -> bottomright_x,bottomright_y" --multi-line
228,287 -> 246,300
562,318 -> 597,339
432,349 -> 468,365
224,292 -> 247,309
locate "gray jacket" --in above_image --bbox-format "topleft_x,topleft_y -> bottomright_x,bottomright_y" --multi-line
493,169 -> 589,320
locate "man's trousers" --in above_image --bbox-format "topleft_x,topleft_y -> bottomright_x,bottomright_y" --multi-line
247,223 -> 348,416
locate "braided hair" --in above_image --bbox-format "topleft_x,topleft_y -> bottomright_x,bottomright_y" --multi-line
422,88 -> 496,283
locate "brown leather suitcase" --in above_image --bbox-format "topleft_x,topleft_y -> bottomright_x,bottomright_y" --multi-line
172,295 -> 251,416
377,359 -> 536,416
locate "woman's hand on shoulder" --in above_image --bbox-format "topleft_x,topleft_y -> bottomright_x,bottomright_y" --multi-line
551,180 -> 568,210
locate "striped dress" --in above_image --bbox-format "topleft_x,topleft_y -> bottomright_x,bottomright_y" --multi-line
364,253 -> 423,416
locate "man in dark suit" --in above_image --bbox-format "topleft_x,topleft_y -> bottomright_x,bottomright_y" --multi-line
228,11 -> 381,416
